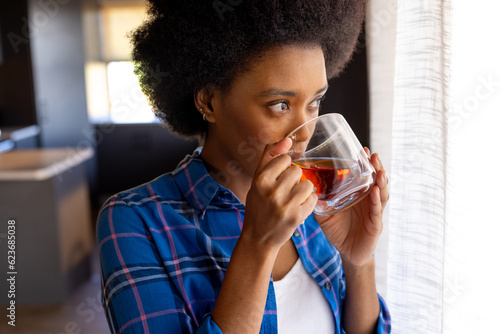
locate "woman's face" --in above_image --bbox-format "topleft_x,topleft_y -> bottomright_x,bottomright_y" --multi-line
204,44 -> 328,179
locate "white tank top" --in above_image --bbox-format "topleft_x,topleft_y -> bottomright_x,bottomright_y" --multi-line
273,257 -> 336,333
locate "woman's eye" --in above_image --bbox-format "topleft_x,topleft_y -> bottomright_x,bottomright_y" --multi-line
309,96 -> 325,109
269,101 -> 289,114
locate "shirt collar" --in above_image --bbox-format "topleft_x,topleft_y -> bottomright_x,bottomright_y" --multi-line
172,148 -> 243,215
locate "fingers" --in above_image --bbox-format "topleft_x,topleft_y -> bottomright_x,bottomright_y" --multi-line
276,164 -> 303,191
259,160 -> 316,209
376,169 -> 390,208
254,137 -> 292,176
368,186 -> 384,235
299,191 -> 318,217
288,177 -> 315,204
372,154 -> 390,210
364,146 -> 371,156
251,141 -> 315,219
254,139 -> 313,203
255,153 -> 293,183
243,139 -> 317,249
365,147 -> 390,210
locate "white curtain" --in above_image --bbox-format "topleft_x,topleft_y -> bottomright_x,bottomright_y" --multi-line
366,0 -> 398,300
368,0 -> 500,332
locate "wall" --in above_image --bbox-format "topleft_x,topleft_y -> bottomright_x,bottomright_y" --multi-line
322,29 -> 370,148
95,123 -> 198,202
28,0 -> 93,149
0,1 -> 37,126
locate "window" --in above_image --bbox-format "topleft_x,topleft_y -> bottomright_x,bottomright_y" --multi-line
83,2 -> 159,124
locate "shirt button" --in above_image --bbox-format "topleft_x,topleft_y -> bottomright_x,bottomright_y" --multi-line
293,229 -> 300,237
324,282 -> 332,290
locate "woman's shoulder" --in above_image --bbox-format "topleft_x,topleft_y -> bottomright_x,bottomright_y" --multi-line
99,173 -> 179,214
96,149 -> 208,238
98,147 -> 204,218
95,173 -> 181,240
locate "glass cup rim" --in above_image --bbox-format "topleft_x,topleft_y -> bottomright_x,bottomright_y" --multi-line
285,113 -> 346,158
285,113 -> 344,138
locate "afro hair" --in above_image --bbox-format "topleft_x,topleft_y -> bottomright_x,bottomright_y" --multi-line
131,0 -> 366,138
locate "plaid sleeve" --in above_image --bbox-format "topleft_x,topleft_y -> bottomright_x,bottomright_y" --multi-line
376,294 -> 391,333
197,315 -> 223,334
97,195 -> 223,333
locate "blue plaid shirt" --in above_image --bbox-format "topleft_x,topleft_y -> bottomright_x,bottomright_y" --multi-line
97,148 -> 391,333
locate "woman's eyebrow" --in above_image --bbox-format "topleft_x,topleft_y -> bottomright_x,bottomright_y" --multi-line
257,84 -> 329,98
315,84 -> 329,95
257,88 -> 298,98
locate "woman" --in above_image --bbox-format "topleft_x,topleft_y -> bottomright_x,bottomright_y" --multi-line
97,0 -> 391,333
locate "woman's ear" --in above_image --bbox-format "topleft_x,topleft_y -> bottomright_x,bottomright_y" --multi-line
194,87 -> 216,123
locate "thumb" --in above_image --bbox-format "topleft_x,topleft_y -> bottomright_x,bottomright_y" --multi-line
254,137 -> 293,175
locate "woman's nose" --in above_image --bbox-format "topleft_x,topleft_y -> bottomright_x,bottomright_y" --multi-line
287,111 -> 317,160
291,112 -> 316,143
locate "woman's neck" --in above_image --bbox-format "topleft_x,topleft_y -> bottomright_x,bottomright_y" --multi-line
200,145 -> 253,205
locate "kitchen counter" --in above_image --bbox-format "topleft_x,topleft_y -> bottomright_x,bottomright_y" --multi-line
0,147 -> 93,180
0,147 -> 94,304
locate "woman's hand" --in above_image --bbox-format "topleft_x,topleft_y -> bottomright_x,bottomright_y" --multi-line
242,138 -> 318,251
315,148 -> 389,268
212,138 -> 317,332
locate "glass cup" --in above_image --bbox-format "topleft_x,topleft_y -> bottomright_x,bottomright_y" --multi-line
286,113 -> 376,215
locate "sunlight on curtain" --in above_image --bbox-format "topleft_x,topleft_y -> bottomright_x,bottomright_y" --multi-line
444,1 -> 500,332
386,1 -> 451,332
366,0 -> 398,299
385,0 -> 500,332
